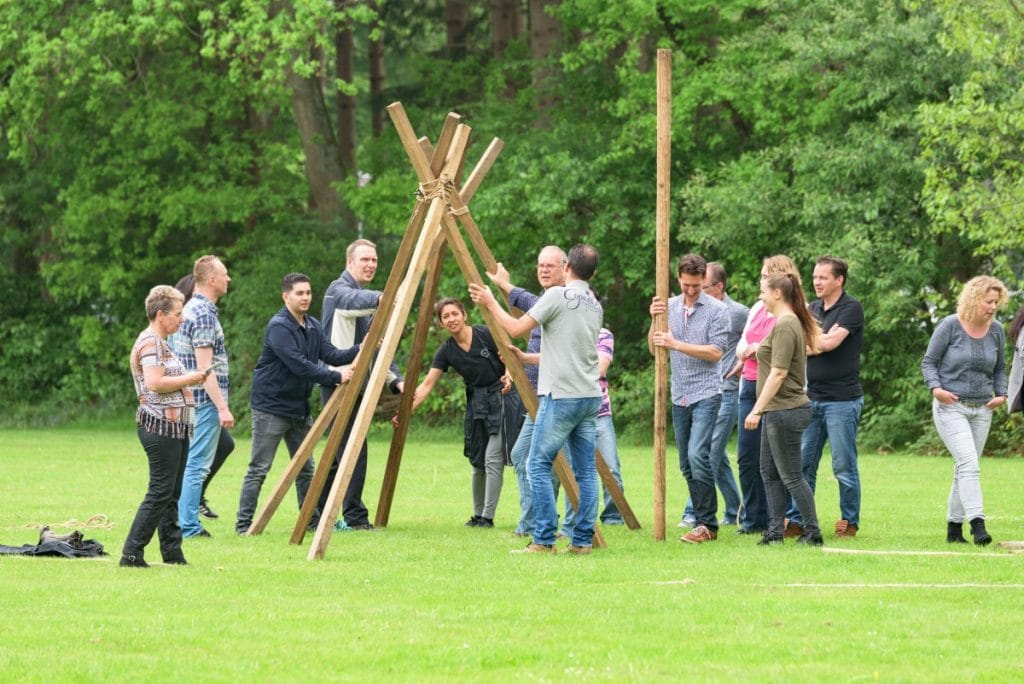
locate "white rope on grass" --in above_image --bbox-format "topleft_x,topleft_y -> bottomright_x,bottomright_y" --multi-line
821,546 -> 1022,558
20,514 -> 114,530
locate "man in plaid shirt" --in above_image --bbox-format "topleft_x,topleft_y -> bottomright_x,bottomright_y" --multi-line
649,254 -> 729,544
176,255 -> 234,538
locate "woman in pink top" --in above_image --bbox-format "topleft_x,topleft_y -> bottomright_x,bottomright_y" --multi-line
732,255 -> 801,534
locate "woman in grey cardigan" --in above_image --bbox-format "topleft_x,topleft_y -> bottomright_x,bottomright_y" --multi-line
921,276 -> 1008,545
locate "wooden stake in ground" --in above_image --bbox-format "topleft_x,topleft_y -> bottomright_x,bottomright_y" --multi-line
653,48 -> 671,542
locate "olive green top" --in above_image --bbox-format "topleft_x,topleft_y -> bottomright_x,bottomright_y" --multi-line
755,313 -> 810,412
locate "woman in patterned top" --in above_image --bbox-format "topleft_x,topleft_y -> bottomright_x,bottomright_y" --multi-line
121,285 -> 210,568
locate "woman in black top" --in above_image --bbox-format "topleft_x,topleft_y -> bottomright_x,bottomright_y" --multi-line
407,298 -> 521,528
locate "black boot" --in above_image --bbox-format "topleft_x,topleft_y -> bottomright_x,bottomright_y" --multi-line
970,517 -> 992,546
946,521 -> 968,544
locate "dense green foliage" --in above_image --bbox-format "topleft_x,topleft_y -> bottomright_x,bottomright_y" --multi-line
2,1 -> 1023,448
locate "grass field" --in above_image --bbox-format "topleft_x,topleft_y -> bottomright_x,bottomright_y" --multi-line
1,421 -> 1023,682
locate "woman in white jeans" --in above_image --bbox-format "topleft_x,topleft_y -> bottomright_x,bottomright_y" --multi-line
921,276 -> 1008,545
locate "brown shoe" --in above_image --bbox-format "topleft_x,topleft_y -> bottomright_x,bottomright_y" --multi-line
566,545 -> 592,555
680,525 -> 718,544
510,543 -> 556,554
835,520 -> 858,538
783,521 -> 804,539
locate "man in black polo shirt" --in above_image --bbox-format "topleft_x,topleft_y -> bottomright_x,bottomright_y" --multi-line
784,256 -> 864,539
236,273 -> 359,535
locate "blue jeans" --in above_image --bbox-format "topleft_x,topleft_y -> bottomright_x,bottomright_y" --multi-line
787,397 -> 863,527
509,414 -> 535,535
672,395 -> 721,531
562,414 -> 625,533
236,409 -> 316,534
736,379 -> 769,531
528,396 -> 601,547
684,389 -> 741,523
179,402 -> 220,537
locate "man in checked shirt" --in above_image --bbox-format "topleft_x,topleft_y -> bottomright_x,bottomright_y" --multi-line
649,254 -> 729,544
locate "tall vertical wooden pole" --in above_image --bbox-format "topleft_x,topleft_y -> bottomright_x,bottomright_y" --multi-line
653,49 -> 671,542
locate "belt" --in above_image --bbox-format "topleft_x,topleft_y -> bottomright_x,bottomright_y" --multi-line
959,400 -> 988,408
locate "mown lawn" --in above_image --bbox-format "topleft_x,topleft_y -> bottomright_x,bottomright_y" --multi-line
1,421 -> 1023,682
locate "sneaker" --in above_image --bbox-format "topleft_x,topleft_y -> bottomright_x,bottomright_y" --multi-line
465,516 -> 481,527
566,545 -> 592,555
334,519 -> 353,532
349,523 -> 378,532
119,554 -> 148,568
477,517 -> 495,528
511,543 -> 556,554
797,531 -> 824,546
756,533 -> 784,546
720,517 -> 738,526
835,519 -> 858,538
680,525 -> 717,544
199,499 -> 219,520
783,521 -> 804,539
678,516 -> 697,529
163,556 -> 189,566
184,529 -> 211,539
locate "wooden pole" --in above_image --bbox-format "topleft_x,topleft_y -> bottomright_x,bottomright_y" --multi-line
653,48 -> 671,542
374,234 -> 447,527
308,201 -> 447,560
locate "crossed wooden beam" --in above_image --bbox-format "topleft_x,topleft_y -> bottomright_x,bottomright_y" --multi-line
245,102 -> 639,560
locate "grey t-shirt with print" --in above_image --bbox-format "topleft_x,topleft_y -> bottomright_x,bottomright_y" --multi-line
527,279 -> 603,399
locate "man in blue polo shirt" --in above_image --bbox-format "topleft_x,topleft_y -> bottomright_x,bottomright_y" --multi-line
236,273 -> 359,535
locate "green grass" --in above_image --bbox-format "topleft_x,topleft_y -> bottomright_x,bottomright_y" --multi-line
1,423 -> 1023,682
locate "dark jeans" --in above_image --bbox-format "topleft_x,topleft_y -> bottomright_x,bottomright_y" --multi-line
200,429 -> 235,502
760,405 -> 818,538
737,378 -> 769,531
672,396 -> 721,532
122,428 -> 187,562
319,387 -> 370,527
237,409 -> 316,533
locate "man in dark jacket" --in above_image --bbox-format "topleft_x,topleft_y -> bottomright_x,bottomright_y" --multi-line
236,273 -> 359,535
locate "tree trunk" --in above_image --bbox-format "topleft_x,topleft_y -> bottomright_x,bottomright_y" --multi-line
368,0 -> 386,138
446,0 -> 470,60
285,65 -> 346,223
529,0 -> 561,115
335,4 -> 356,176
489,0 -> 522,58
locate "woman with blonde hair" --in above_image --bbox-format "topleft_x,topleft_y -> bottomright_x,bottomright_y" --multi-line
743,271 -> 822,545
730,255 -> 803,535
122,285 -> 210,567
922,276 -> 1008,545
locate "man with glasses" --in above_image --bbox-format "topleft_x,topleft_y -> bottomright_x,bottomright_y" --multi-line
486,245 -> 567,537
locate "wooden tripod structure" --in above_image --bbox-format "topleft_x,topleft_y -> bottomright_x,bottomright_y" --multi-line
245,102 -> 639,560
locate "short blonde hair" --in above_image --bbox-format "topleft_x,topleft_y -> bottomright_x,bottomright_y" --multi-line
193,255 -> 223,284
957,275 -> 1008,321
346,239 -> 377,260
145,285 -> 184,321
